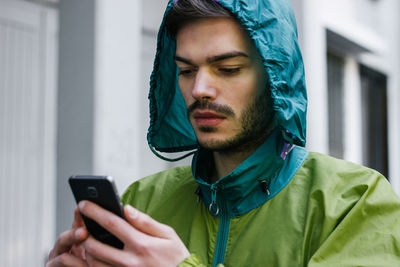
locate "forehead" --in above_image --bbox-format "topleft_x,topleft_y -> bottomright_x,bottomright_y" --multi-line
175,18 -> 254,60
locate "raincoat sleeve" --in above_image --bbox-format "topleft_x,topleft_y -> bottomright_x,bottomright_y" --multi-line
307,172 -> 400,266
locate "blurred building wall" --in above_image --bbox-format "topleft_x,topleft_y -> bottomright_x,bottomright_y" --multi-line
56,0 -> 143,239
294,0 -> 400,192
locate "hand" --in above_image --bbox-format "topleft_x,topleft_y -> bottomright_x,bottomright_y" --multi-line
46,208 -> 89,266
78,201 -> 190,267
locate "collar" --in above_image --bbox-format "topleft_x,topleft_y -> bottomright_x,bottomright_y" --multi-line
191,128 -> 308,218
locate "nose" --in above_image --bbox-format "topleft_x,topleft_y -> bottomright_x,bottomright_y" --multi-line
191,68 -> 217,101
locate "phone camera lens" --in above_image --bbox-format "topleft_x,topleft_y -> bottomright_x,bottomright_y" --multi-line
87,186 -> 98,198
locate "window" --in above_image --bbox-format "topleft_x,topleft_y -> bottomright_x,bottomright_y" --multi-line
360,66 -> 389,177
327,52 -> 345,159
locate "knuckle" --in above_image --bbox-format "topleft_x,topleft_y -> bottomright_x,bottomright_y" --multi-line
84,240 -> 97,255
126,232 -> 136,246
164,225 -> 176,235
58,253 -> 70,265
124,258 -> 139,267
141,218 -> 152,229
103,216 -> 118,229
135,240 -> 150,255
61,229 -> 74,242
140,212 -> 153,222
52,231 -> 72,255
59,231 -> 69,241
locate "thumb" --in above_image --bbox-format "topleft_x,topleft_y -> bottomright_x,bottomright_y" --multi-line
72,207 -> 85,228
49,227 -> 88,259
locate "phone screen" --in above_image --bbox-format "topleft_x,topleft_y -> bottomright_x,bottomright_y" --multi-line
69,175 -> 125,249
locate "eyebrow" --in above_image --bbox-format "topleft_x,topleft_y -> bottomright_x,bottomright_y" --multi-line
174,51 -> 249,66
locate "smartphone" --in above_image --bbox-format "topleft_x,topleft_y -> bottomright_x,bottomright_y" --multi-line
69,175 -> 125,249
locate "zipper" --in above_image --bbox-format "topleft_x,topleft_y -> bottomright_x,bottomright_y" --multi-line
211,185 -> 230,267
209,184 -> 219,215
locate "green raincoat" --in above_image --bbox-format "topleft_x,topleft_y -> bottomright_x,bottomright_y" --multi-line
122,0 -> 400,266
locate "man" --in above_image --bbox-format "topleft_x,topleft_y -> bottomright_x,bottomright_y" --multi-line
47,0 -> 400,266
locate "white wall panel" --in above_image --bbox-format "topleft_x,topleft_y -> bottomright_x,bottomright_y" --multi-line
94,0 -> 142,192
302,0 -> 329,153
343,57 -> 362,165
0,0 -> 58,266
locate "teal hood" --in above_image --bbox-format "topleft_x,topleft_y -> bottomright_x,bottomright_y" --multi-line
147,0 -> 307,157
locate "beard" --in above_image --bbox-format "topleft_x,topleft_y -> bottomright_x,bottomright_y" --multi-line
188,90 -> 274,153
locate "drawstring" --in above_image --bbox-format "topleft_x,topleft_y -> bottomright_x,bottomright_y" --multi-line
209,184 -> 219,216
148,144 -> 196,162
281,129 -> 295,160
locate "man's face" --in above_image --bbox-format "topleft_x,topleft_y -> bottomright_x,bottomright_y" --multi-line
175,18 -> 273,151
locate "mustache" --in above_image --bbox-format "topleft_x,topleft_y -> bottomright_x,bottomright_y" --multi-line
187,100 -> 235,117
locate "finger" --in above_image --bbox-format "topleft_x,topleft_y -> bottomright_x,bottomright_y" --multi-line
72,207 -> 85,228
83,236 -> 130,266
47,253 -> 88,267
49,227 -> 88,258
86,252 -> 113,267
78,201 -> 148,245
69,244 -> 87,260
124,204 -> 175,238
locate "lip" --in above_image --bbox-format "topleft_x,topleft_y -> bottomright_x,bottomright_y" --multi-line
192,110 -> 225,127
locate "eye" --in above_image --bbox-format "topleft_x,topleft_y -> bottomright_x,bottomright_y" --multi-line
178,69 -> 195,77
219,67 -> 241,75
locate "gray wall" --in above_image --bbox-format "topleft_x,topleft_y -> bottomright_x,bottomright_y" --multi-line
57,0 -> 96,235
56,0 -> 143,235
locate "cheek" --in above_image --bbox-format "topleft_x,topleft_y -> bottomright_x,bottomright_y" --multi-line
223,75 -> 259,112
178,81 -> 193,105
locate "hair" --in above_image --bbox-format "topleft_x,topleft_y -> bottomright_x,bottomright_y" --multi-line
165,0 -> 233,36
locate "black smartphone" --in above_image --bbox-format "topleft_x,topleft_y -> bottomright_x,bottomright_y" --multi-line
69,175 -> 125,249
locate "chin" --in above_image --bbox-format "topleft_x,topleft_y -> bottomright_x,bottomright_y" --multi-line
197,126 -> 218,133
197,135 -> 224,149
195,127 -> 243,151
197,128 -> 270,153
197,135 -> 237,151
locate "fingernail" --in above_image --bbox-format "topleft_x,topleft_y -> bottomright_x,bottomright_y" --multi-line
75,227 -> 84,239
78,201 -> 86,210
125,205 -> 138,219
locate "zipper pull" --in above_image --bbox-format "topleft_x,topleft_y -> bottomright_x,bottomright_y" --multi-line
194,186 -> 201,203
281,129 -> 295,160
259,179 -> 271,196
209,184 -> 220,216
